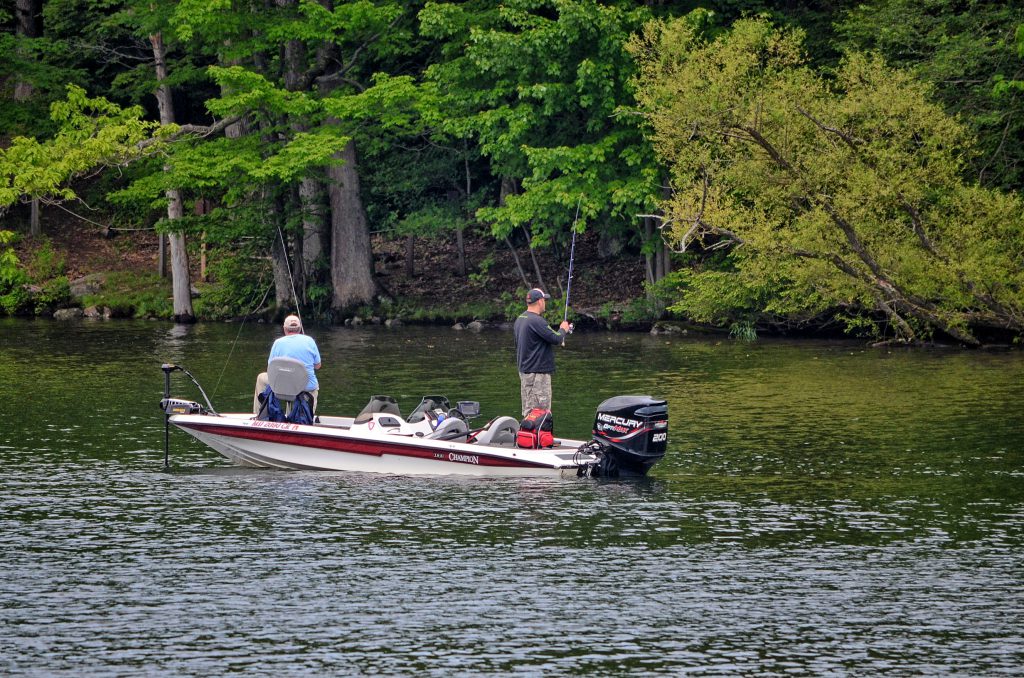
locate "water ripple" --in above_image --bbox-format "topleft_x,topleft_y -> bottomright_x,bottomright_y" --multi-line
1,321 -> 1022,675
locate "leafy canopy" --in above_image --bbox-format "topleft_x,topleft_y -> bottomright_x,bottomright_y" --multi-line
631,17 -> 1024,343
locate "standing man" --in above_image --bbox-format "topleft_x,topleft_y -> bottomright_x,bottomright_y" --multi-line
513,288 -> 572,416
253,314 -> 322,414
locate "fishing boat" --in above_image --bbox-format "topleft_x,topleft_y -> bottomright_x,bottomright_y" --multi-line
159,362 -> 669,477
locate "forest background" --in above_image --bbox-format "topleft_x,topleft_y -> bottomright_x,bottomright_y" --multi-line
1,0 -> 1022,345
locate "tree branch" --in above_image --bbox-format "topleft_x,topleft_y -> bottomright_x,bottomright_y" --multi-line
822,204 -> 979,344
739,125 -> 792,169
795,105 -> 861,151
312,12 -> 404,93
137,117 -> 241,149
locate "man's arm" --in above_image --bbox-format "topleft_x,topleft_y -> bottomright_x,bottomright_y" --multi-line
311,339 -> 322,369
538,318 -> 567,345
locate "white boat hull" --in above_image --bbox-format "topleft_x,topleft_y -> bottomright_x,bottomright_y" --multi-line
170,413 -> 597,477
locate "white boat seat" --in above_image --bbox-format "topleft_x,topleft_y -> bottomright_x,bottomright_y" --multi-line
354,395 -> 401,424
427,416 -> 469,443
267,356 -> 309,403
472,416 -> 519,446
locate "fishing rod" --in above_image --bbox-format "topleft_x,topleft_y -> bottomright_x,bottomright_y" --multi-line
563,195 -> 582,332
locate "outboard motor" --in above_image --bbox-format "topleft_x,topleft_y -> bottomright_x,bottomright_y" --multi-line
589,395 -> 668,477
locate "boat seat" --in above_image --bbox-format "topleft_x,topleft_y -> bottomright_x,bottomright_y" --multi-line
427,416 -> 469,443
408,395 -> 450,424
267,356 -> 309,414
354,395 -> 401,425
472,416 -> 519,446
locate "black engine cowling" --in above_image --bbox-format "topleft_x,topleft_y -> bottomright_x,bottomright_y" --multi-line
589,395 -> 668,477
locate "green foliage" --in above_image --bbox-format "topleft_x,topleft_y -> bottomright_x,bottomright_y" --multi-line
0,230 -> 29,316
0,86 -> 162,208
34,276 -> 73,314
378,296 -> 505,324
7,0 -> 1020,335
620,295 -> 660,325
422,0 -> 661,250
839,314 -> 882,340
0,31 -> 85,138
0,232 -> 74,316
837,1 -> 1024,191
993,24 -> 1024,97
0,287 -> 32,316
193,250 -> 272,320
79,272 -> 173,319
396,204 -> 468,239
305,283 -> 332,317
0,231 -> 25,291
729,320 -> 757,343
25,239 -> 67,281
502,289 -> 528,322
632,17 -> 1024,343
591,296 -> 660,326
468,252 -> 496,287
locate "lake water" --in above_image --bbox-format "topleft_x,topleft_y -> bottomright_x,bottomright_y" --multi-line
1,319 -> 1022,675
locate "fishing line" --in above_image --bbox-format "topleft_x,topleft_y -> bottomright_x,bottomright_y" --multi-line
276,222 -> 303,327
212,270 -> 272,398
211,221 -> 301,399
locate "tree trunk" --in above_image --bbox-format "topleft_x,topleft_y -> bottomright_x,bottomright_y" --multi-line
643,216 -> 655,290
269,195 -> 294,309
653,220 -> 665,282
329,139 -> 377,313
167,194 -> 193,321
14,0 -> 39,37
504,237 -> 529,287
194,198 -> 212,281
282,22 -> 326,302
501,177 -> 545,291
30,199 -> 40,237
660,235 -> 672,277
499,177 -> 530,288
299,178 -> 326,294
13,0 -> 40,100
158,235 -> 166,278
149,30 -> 194,322
288,186 -> 306,300
522,226 -> 546,292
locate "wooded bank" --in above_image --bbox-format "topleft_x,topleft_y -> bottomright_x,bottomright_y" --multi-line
2,1 -> 1022,344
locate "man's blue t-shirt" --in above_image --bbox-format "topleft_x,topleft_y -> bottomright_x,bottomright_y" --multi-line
269,334 -> 321,391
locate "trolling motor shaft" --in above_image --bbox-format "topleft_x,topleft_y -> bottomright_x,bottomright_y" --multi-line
160,363 -> 216,468
160,364 -> 179,469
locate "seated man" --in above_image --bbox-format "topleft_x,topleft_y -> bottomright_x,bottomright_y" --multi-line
253,314 -> 322,414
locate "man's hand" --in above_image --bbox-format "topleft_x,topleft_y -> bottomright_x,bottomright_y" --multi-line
559,320 -> 572,334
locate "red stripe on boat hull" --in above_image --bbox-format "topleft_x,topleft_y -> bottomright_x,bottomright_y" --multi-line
178,422 -> 554,469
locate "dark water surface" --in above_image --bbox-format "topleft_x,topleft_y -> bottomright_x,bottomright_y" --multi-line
1,319 -> 1022,676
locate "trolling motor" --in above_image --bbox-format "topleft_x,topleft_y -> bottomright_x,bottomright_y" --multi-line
581,395 -> 669,477
160,363 -> 218,468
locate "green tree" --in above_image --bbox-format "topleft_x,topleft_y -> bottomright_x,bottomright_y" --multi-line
421,0 -> 667,293
837,0 -> 1024,192
632,17 -> 1024,344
